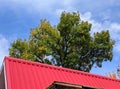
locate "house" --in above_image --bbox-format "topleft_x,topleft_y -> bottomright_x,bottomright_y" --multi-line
0,56 -> 120,89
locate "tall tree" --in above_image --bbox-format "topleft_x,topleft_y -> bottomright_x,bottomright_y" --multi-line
9,11 -> 114,72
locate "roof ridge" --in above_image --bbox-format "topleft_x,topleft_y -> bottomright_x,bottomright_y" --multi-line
5,56 -> 120,83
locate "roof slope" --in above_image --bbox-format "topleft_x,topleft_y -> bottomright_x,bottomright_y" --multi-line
4,56 -> 120,89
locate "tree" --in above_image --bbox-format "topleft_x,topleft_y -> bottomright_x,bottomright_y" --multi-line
107,65 -> 120,79
10,20 -> 59,63
106,72 -> 117,79
9,11 -> 114,72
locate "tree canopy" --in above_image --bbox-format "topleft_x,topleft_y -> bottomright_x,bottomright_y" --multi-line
9,11 -> 114,72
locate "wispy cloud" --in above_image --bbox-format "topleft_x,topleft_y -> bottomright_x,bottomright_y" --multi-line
0,34 -> 9,67
81,12 -> 120,38
0,0 -> 75,12
81,12 -> 120,62
0,0 -> 119,23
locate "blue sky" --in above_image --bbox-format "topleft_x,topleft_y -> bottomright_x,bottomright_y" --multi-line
0,0 -> 120,76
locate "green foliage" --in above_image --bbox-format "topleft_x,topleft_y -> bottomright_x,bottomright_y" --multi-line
29,20 -> 59,62
9,11 -> 114,72
9,39 -> 34,61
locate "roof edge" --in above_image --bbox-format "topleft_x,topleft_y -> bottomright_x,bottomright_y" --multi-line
4,56 -> 120,83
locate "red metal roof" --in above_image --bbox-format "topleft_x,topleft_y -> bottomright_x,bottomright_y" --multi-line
4,56 -> 120,89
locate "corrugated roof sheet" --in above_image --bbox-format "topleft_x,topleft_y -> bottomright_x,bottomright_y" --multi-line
4,56 -> 120,89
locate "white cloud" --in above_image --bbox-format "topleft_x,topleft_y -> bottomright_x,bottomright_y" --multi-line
81,12 -> 106,35
0,0 -> 77,17
81,12 -> 120,39
55,7 -> 76,18
80,12 -> 92,21
0,0 -> 119,17
1,0 -> 119,25
0,35 -> 9,68
114,44 -> 120,53
109,23 -> 120,40
81,12 -> 120,62
111,23 -> 120,60
0,0 -> 75,10
110,23 -> 120,31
